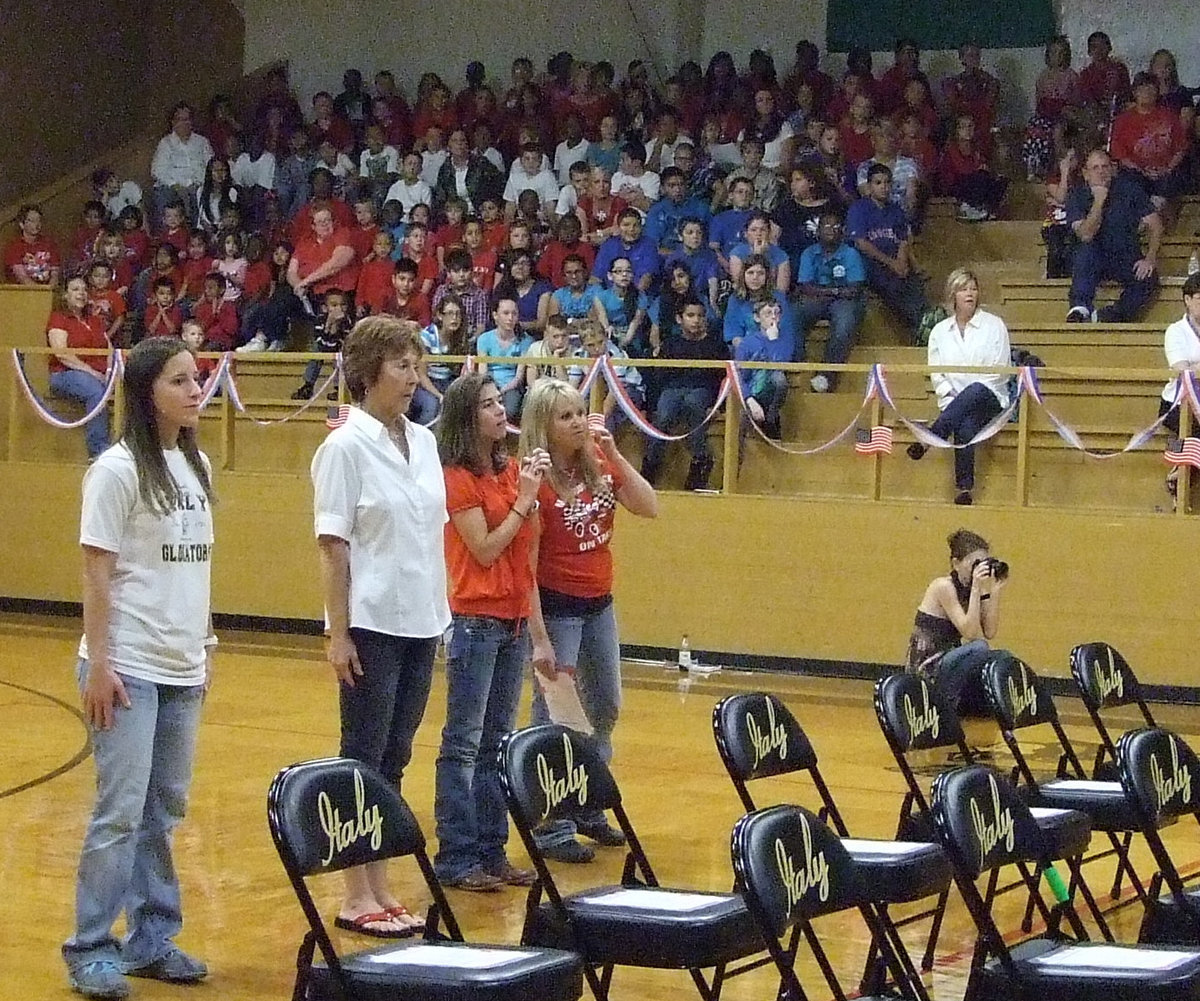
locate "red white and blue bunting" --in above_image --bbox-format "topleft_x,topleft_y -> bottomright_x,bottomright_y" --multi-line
10,348 -> 123,429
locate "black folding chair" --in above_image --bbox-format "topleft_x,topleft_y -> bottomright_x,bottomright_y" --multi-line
982,650 -> 1155,938
268,756 -> 583,1001
1118,726 -> 1200,945
712,692 -> 950,999
1071,643 -> 1158,783
875,671 -> 1091,951
731,802 -> 928,1001
931,762 -> 1200,1001
499,724 -> 764,1001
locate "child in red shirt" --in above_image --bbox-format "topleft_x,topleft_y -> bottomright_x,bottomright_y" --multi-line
98,230 -> 135,298
157,203 -> 190,261
404,222 -> 440,297
381,258 -> 432,325
87,260 -> 127,347
71,202 -> 105,271
348,196 -> 381,263
937,115 -> 1008,220
144,277 -> 185,338
356,231 -> 398,316
242,235 -> 272,302
193,273 -> 239,351
478,197 -> 509,254
178,231 -> 214,308
538,214 -> 595,287
434,197 -> 467,269
463,219 -> 498,292
180,319 -> 216,382
118,206 -> 151,270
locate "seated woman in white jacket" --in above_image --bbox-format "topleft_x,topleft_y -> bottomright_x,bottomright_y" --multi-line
907,268 -> 1010,506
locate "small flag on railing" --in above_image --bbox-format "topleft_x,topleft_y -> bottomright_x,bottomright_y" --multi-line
1164,436 -> 1200,468
326,404 -> 351,430
854,426 -> 893,455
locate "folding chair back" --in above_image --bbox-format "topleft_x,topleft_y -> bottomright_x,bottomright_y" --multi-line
712,693 -> 819,814
1071,643 -> 1156,781
875,672 -> 968,758
981,650 -> 1060,734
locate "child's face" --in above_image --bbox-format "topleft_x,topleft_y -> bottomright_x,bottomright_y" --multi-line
273,245 -> 291,267
382,203 -> 403,227
373,232 -> 393,257
156,247 -> 175,270
181,325 -> 203,351
445,204 -> 465,225
121,214 -> 138,231
365,127 -> 384,152
463,224 -> 482,249
582,333 -> 606,357
601,116 -> 618,141
730,182 -> 752,208
545,325 -> 568,352
411,206 -> 431,226
164,207 -> 183,230
480,200 -> 500,222
392,270 -> 416,296
559,218 -> 582,244
155,285 -> 175,308
563,260 -> 587,289
220,208 -> 239,231
618,214 -> 641,244
681,222 -> 703,251
755,302 -> 782,328
204,279 -> 222,300
406,228 -> 427,254
520,150 -> 541,174
402,153 -> 421,180
289,131 -> 309,154
570,171 -> 590,196
591,172 -> 611,198
448,266 -> 472,290
425,127 -> 444,150
493,300 -> 518,332
224,235 -> 238,257
609,261 -> 633,287
355,202 -> 376,227
84,207 -> 102,228
510,226 -> 531,249
325,295 -> 347,318
103,237 -> 123,262
679,304 -> 706,335
88,267 -> 110,291
318,141 -> 338,166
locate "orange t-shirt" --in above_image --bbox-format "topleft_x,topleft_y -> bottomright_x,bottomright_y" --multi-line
444,459 -> 535,619
536,454 -> 625,598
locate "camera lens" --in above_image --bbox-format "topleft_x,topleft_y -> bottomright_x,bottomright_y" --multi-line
989,558 -> 1009,581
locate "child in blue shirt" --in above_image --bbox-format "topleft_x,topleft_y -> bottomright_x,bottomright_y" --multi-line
592,255 -> 650,353
736,299 -> 794,441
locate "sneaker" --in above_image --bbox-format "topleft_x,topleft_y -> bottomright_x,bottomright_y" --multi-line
957,203 -> 989,222
906,442 -> 928,461
954,490 -> 974,506
577,820 -> 627,847
235,332 -> 268,353
124,947 -> 208,983
267,339 -> 286,352
486,860 -> 537,886
291,383 -> 314,401
441,867 -> 503,892
540,839 -> 595,864
68,961 -> 130,999
809,374 -> 830,393
1065,306 -> 1091,323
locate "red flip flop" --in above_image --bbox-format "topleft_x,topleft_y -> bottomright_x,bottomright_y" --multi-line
384,904 -> 425,933
333,911 -> 413,939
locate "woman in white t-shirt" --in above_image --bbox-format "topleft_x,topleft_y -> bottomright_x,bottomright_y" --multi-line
63,337 -> 216,999
310,316 -> 451,938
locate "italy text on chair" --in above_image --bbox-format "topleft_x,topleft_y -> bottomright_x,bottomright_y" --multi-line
267,756 -> 583,1001
983,650 -> 1156,938
1117,726 -> 1200,945
712,691 -> 950,998
731,802 -> 929,1001
931,762 -> 1200,1001
498,724 -> 764,1001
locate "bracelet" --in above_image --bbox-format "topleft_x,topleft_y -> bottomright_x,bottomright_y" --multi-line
512,501 -> 538,519
204,634 -> 219,648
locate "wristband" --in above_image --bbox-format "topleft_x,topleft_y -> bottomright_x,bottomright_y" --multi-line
204,634 -> 219,648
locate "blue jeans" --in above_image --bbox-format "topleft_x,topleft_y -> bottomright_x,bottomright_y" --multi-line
793,295 -> 867,380
340,629 -> 436,784
63,663 -> 204,974
530,602 -> 622,847
644,385 -> 716,469
49,369 -> 110,458
864,259 -> 929,335
929,383 -> 1003,490
500,386 -> 524,422
934,639 -> 992,716
1069,241 -> 1158,322
434,615 -> 529,880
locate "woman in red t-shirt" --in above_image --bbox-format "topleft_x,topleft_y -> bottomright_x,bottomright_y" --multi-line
517,378 -> 657,863
434,373 -> 553,890
46,276 -> 112,458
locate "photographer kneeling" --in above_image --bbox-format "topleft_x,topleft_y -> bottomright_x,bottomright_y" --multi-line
905,528 -> 1007,715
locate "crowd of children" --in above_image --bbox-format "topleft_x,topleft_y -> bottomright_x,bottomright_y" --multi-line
15,38 -> 1200,479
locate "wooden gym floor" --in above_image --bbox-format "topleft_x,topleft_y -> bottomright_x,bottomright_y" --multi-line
4,613 -> 1200,1001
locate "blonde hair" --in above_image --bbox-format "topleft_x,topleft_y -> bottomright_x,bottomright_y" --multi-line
943,267 -> 980,310
576,318 -> 606,350
518,378 -> 605,497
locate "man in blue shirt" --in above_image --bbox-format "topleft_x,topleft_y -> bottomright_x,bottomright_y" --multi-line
592,208 -> 660,292
794,211 -> 867,391
644,168 -> 711,255
1065,148 -> 1161,323
846,162 -> 929,338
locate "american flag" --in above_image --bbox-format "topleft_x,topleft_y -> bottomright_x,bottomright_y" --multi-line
855,426 -> 893,455
326,404 -> 351,430
1164,436 -> 1200,468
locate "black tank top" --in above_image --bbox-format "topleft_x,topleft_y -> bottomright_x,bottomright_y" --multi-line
905,573 -> 970,673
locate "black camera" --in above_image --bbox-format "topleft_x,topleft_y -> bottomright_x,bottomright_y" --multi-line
975,556 -> 1009,581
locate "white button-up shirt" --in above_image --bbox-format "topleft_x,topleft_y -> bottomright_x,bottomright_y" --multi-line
927,308 -> 1011,410
150,131 -> 214,188
1163,316 -> 1200,403
311,406 -> 450,639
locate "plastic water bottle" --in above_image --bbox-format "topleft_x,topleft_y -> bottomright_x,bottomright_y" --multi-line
677,634 -> 692,672
1189,252 -> 1199,277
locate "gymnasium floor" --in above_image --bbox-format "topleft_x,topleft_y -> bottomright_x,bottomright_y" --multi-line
4,613 -> 1200,1001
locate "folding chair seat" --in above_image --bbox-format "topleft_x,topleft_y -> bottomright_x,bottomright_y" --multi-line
1118,727 -> 1200,945
732,802 -> 927,1001
931,763 -> 1200,1001
499,724 -> 764,1001
712,692 -> 949,996
267,756 -> 583,1001
983,651 -> 1154,934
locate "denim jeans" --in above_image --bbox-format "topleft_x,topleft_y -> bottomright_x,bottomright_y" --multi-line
929,383 -> 1003,490
1069,242 -> 1158,322
62,663 -> 204,974
864,259 -> 929,335
643,385 -> 716,469
340,629 -> 436,784
49,369 -> 110,458
530,602 -> 622,847
433,615 -> 529,880
934,639 -> 992,717
793,295 -> 867,380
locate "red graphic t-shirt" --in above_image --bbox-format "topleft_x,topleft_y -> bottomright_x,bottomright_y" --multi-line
4,235 -> 61,283
536,454 -> 625,598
